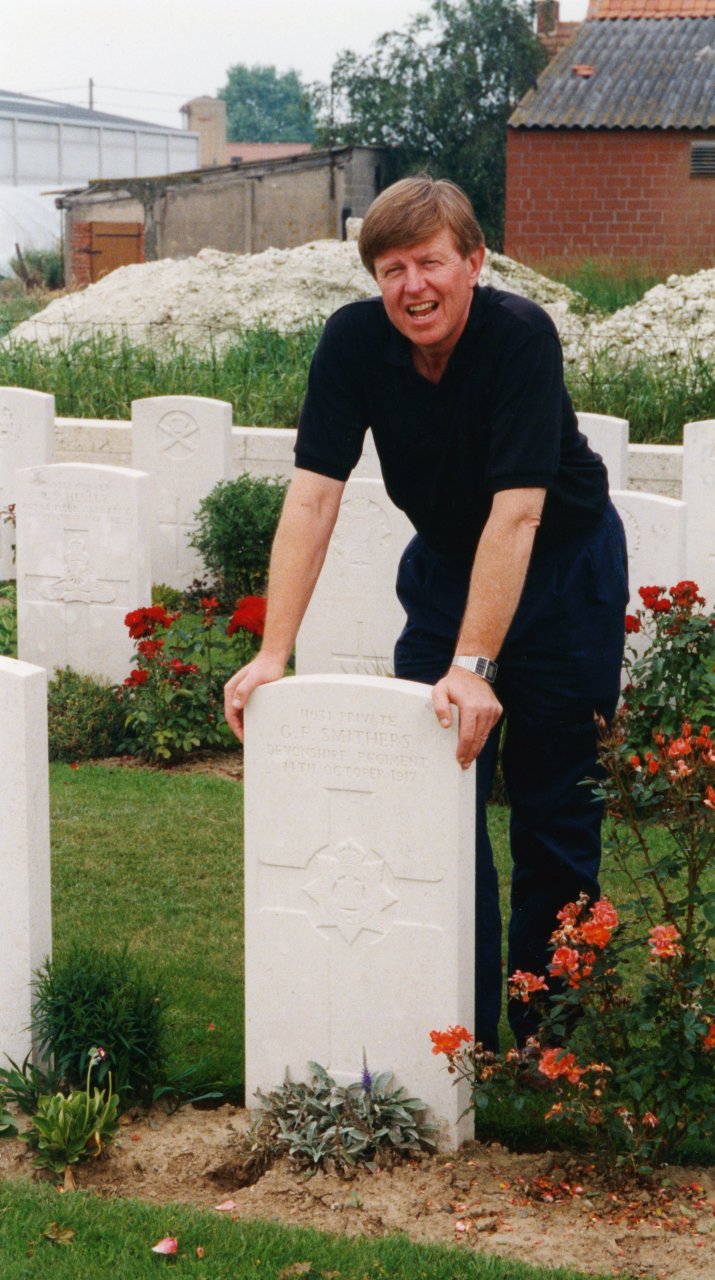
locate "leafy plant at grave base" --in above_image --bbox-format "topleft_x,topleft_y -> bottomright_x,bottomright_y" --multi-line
430,584 -> 715,1176
188,474 -> 287,603
31,944 -> 169,1106
0,579 -> 17,656
47,667 -> 126,762
22,1046 -> 119,1178
248,1059 -> 437,1177
0,1055 -> 61,1117
119,595 -> 266,762
0,1085 -> 18,1138
621,580 -> 715,756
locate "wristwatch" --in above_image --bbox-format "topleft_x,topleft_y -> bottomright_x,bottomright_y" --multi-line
451,655 -> 498,685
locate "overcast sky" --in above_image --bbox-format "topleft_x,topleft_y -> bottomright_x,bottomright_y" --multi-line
1,0 -> 589,129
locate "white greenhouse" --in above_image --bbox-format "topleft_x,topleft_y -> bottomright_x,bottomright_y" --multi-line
0,88 -> 199,275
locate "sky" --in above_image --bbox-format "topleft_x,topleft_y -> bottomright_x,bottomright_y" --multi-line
1,0 -> 589,130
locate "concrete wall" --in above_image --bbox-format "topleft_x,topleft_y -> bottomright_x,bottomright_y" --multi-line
62,148 -> 387,285
505,128 -> 715,272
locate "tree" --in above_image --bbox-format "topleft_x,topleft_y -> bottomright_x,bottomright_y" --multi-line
315,0 -> 546,249
219,64 -> 316,143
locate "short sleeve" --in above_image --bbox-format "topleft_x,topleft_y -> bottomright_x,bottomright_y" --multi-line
294,307 -> 370,480
484,330 -> 564,494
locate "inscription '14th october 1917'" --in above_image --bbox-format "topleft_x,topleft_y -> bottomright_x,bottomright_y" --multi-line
267,706 -> 428,784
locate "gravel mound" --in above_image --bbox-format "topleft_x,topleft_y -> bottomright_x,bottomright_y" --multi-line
5,239 -> 590,354
5,238 -> 713,369
587,268 -> 715,364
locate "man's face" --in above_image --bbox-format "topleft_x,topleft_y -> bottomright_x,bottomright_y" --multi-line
373,228 -> 485,359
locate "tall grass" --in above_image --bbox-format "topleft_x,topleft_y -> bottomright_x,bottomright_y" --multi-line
0,326 -> 321,425
2,325 -> 713,442
544,257 -> 665,315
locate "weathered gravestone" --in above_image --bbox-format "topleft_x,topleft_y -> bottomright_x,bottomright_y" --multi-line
0,656 -> 51,1064
16,463 -> 150,684
244,674 -> 475,1148
576,412 -> 629,492
0,388 -> 54,581
132,395 -> 232,589
296,479 -> 415,677
611,489 -> 687,595
682,420 -> 715,607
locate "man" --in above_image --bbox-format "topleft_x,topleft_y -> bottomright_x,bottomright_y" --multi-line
224,176 -> 628,1053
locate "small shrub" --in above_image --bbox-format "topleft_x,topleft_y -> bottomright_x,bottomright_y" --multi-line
151,582 -> 184,612
0,581 -> 17,657
251,1059 -> 436,1175
31,944 -> 169,1104
10,244 -> 64,291
22,1047 -> 119,1177
0,1055 -> 60,1116
189,474 -> 287,602
47,667 -> 125,762
120,596 -> 265,762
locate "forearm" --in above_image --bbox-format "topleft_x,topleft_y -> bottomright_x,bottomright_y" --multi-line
260,471 -> 343,664
456,488 -> 545,659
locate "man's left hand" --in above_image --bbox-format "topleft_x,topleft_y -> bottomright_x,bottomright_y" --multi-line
432,666 -> 503,769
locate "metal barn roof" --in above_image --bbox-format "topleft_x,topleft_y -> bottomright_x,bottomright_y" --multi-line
0,88 -> 187,133
509,16 -> 715,128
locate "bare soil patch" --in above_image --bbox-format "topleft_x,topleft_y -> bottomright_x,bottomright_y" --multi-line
1,1104 -> 713,1279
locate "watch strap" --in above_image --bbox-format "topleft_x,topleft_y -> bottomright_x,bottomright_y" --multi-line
451,655 -> 498,685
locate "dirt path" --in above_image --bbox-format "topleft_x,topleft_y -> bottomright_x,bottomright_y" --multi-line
1,1104 -> 713,1279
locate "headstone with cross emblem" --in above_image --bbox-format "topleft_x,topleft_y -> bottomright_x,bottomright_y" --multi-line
15,463 -> 150,683
0,656 -> 51,1065
132,395 -> 232,589
296,478 -> 415,677
576,412 -> 629,492
0,388 -> 55,581
244,674 -> 476,1148
683,420 -> 715,606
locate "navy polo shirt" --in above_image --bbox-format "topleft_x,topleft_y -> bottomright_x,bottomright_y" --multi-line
295,285 -> 608,561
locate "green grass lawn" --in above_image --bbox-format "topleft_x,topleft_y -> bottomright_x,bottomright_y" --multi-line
0,1181 -> 614,1280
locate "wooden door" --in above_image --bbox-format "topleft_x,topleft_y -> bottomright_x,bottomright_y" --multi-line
89,222 -> 144,282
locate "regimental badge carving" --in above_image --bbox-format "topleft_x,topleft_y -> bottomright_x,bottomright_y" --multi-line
332,498 -> 390,565
0,407 -> 21,448
42,534 -> 115,604
156,411 -> 200,459
619,505 -> 641,556
303,838 -> 397,944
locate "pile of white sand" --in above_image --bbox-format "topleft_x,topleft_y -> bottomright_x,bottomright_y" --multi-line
5,236 -> 714,369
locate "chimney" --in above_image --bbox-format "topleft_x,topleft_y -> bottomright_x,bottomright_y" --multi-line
180,97 -> 227,168
537,0 -> 560,36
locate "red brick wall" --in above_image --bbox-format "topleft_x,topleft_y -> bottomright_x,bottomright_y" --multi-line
505,129 -> 715,272
69,220 -> 93,288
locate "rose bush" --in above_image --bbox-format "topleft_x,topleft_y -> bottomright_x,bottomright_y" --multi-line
430,582 -> 715,1175
120,595 -> 266,762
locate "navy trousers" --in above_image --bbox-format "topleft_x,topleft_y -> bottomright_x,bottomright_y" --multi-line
393,502 -> 628,1051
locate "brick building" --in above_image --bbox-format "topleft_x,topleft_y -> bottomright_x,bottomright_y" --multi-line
505,0 -> 715,272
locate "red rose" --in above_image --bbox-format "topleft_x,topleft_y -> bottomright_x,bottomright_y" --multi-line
227,595 -> 267,637
625,614 -> 641,634
124,668 -> 149,687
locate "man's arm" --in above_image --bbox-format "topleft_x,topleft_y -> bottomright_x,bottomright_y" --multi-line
432,486 -> 546,769
224,468 -> 345,740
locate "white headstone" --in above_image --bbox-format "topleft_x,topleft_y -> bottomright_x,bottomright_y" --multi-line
244,674 -> 475,1149
16,463 -> 151,684
131,395 -> 232,589
296,479 -> 414,677
577,412 -> 629,491
0,656 -> 51,1065
0,388 -> 55,581
611,489 -> 687,599
682,420 -> 715,608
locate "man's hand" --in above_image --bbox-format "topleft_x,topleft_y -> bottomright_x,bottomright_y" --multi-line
224,652 -> 287,742
432,666 -> 503,769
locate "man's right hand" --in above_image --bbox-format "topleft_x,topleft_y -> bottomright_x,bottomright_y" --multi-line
224,652 -> 287,742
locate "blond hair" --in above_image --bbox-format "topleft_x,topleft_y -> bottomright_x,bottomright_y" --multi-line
358,175 -> 485,277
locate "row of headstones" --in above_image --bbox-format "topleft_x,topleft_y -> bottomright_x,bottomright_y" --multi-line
0,388 -> 381,589
0,654 -> 473,1148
